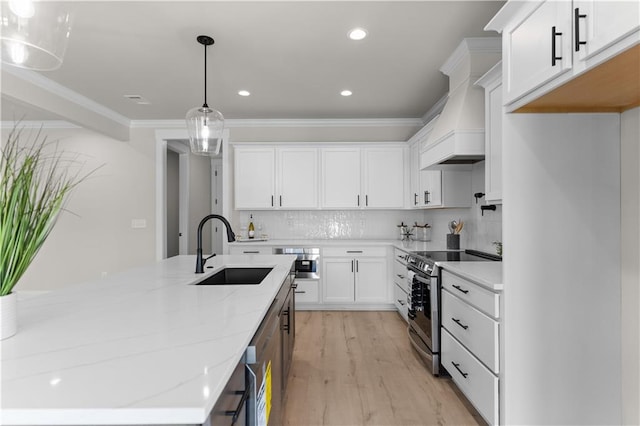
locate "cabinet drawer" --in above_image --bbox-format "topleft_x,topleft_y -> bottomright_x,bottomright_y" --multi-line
441,270 -> 500,318
441,329 -> 498,425
229,246 -> 272,255
441,290 -> 499,373
294,279 -> 319,305
394,282 -> 408,322
393,259 -> 407,286
323,247 -> 387,257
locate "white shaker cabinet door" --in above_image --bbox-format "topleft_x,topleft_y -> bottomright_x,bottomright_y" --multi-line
321,148 -> 361,208
422,170 -> 443,208
234,147 -> 275,209
322,258 -> 355,303
354,257 -> 389,304
504,0 -> 573,104
362,147 -> 405,209
278,147 -> 318,209
574,0 -> 640,62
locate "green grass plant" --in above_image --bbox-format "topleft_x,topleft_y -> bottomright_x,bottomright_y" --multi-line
0,125 -> 93,296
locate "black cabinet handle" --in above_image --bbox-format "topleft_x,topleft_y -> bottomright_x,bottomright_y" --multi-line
451,361 -> 469,378
414,193 -> 418,205
294,290 -> 306,294
351,260 -> 354,273
243,250 -> 260,254
356,260 -> 359,273
279,195 -> 282,206
397,274 -> 405,279
452,284 -> 469,294
271,195 -> 274,207
452,317 -> 469,330
357,195 -> 360,206
365,195 -> 368,206
551,26 -> 563,66
397,299 -> 405,306
347,250 -> 363,253
574,8 -> 587,52
424,190 -> 430,204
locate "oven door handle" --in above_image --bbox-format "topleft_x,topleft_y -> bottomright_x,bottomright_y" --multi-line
413,274 -> 431,285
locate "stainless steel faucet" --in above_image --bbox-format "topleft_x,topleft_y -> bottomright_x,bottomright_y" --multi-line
195,214 -> 236,273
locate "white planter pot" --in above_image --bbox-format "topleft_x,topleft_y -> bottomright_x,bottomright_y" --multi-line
1,292 -> 17,340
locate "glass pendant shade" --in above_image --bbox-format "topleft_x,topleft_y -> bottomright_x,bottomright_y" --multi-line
186,35 -> 224,156
0,1 -> 72,70
186,105 -> 224,155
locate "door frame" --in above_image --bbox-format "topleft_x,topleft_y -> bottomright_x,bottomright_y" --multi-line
154,128 -> 230,261
166,140 -> 190,256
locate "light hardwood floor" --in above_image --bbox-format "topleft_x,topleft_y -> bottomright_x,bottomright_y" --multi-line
282,311 -> 485,426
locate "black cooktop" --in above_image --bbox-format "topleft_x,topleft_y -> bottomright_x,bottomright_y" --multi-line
412,249 -> 501,263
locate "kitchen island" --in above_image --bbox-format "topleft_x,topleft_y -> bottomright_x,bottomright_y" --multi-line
0,254 -> 296,425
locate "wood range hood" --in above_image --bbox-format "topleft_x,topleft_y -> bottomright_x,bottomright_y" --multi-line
516,44 -> 640,113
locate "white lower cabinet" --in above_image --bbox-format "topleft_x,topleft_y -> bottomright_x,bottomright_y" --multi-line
293,279 -> 319,306
322,247 -> 389,307
393,282 -> 408,322
441,269 -> 501,425
441,329 -> 499,425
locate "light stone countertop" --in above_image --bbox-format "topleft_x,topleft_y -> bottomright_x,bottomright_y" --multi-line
1,254 -> 296,425
438,261 -> 503,291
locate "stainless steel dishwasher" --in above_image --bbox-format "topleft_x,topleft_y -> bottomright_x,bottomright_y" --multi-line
245,277 -> 293,426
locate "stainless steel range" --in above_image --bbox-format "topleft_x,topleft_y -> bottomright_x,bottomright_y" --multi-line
406,249 -> 501,375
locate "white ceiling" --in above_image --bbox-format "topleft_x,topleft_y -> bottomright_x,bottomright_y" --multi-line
1,1 -> 505,126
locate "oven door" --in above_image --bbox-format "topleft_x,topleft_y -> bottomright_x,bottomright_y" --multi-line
407,269 -> 441,375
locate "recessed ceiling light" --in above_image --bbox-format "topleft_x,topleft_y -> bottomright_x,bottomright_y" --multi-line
340,90 -> 353,97
348,28 -> 367,41
238,90 -> 250,97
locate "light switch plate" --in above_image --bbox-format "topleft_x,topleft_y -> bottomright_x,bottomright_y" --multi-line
131,219 -> 146,229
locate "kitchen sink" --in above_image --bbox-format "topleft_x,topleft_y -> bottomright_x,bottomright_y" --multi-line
195,267 -> 273,285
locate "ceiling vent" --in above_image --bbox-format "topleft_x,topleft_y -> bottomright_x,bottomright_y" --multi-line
123,94 -> 150,105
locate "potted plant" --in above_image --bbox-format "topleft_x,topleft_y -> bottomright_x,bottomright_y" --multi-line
0,125 -> 92,339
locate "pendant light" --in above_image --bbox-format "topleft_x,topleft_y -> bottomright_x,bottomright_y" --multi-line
186,35 -> 224,156
0,0 -> 72,70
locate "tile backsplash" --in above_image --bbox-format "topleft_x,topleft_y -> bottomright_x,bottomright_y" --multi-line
234,209 -> 428,240
231,162 -> 502,254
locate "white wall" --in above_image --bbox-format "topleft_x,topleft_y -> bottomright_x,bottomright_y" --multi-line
621,106 -> 640,425
502,113 -> 621,424
187,154 -> 212,254
7,126 -> 157,292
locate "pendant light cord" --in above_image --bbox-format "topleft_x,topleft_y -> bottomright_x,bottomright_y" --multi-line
202,42 -> 208,108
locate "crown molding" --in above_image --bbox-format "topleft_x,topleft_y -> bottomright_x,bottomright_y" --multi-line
440,37 -> 502,76
132,117 -> 424,129
0,120 -> 81,129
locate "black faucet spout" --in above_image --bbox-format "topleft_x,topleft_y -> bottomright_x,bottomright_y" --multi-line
195,214 -> 236,273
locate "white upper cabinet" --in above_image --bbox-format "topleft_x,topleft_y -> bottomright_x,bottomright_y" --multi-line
488,0 -> 639,112
321,148 -> 361,208
362,147 -> 404,209
408,118 -> 471,209
234,146 -> 318,210
574,0 -> 640,62
476,62 -> 503,204
234,147 -> 276,209
277,147 -> 318,209
321,146 -> 405,209
502,0 -> 573,104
